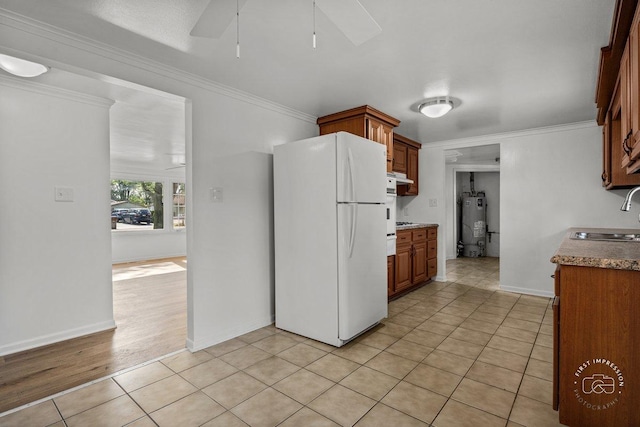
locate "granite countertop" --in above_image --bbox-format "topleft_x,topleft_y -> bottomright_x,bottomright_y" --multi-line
396,223 -> 439,231
550,227 -> 640,271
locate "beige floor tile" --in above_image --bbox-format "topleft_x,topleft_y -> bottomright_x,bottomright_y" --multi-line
273,369 -> 335,405
376,321 -> 414,338
436,337 -> 484,359
381,381 -> 447,424
275,329 -> 309,343
219,345 -> 272,370
243,356 -> 299,385
487,335 -> 534,357
237,327 -> 276,344
179,358 -> 238,388
201,411 -> 249,427
468,310 -> 506,325
404,363 -> 462,397
304,339 -> 339,352
451,378 -> 515,419
354,403 -> 429,426
130,374 -> 198,413
535,333 -> 553,348
339,366 -> 399,400
278,407 -> 340,427
306,353 -> 360,382
511,304 -> 546,316
355,331 -> 399,349
277,343 -> 328,367
403,306 -> 438,320
506,310 -> 544,323
308,385 -> 376,427
65,395 -> 145,427
201,371 -> 267,409
538,324 -> 553,336
477,347 -> 529,373
459,318 -> 500,334
161,350 -> 213,373
385,339 -> 434,362
502,317 -> 541,333
403,329 -> 447,348
428,312 -> 467,326
251,334 -> 299,355
54,378 -> 124,418
530,344 -> 553,363
449,327 -> 493,346
388,313 -> 425,328
466,361 -> 523,393
524,359 -> 553,382
495,325 -> 538,343
231,388 -> 302,427
204,338 -> 247,357
518,375 -> 553,405
416,319 -> 458,336
439,305 -> 474,318
365,351 -> 419,379
509,395 -> 563,427
422,350 -> 475,376
0,400 -> 61,427
150,391 -> 225,427
125,416 -> 157,427
332,342 -> 381,364
114,362 -> 174,392
476,304 -> 512,316
433,399 -> 507,427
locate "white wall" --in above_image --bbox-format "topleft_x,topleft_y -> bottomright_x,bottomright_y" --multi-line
0,77 -> 115,355
421,122 -> 640,297
0,14 -> 317,353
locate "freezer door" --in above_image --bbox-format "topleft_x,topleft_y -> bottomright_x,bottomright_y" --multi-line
336,132 -> 386,204
337,203 -> 387,342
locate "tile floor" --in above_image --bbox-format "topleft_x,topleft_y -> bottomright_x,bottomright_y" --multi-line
0,257 -> 563,427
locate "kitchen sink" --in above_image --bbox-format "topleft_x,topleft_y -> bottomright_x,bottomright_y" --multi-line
570,231 -> 640,242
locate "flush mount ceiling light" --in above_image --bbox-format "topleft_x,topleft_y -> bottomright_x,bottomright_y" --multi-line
418,97 -> 454,118
0,54 -> 49,77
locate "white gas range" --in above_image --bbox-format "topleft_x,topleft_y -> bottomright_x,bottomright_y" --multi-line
386,176 -> 397,256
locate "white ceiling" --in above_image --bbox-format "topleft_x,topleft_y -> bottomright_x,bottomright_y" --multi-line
0,0 -> 616,165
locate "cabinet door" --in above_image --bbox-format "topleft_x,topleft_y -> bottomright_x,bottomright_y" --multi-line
405,147 -> 419,195
427,258 -> 437,279
629,16 -> 640,169
394,244 -> 412,291
393,143 -> 407,173
387,255 -> 395,296
412,240 -> 427,283
621,43 -> 634,169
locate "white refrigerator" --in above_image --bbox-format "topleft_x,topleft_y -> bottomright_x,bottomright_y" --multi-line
274,132 -> 388,347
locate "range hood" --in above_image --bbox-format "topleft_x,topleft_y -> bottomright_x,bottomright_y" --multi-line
387,172 -> 413,185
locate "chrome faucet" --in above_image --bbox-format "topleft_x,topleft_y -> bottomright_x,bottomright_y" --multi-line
621,186 -> 640,212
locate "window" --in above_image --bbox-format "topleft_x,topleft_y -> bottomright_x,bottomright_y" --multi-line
111,180 -> 163,231
173,182 -> 186,229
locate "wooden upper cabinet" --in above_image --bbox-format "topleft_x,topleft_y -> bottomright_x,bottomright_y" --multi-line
317,105 -> 400,172
393,134 -> 422,196
628,12 -> 640,172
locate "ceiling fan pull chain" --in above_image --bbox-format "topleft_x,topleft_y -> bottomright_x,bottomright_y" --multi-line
313,0 -> 317,49
236,0 -> 240,58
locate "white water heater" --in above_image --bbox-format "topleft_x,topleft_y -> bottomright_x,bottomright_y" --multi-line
461,194 -> 486,257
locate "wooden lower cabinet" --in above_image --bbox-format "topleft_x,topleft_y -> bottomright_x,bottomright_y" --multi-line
553,264 -> 640,426
387,255 -> 395,296
389,226 -> 437,299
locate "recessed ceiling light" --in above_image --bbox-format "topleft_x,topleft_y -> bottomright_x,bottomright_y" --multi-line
418,97 -> 454,118
0,54 -> 49,78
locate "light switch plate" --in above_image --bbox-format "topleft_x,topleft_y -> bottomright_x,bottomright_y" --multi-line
429,198 -> 438,207
210,187 -> 223,203
54,186 -> 74,202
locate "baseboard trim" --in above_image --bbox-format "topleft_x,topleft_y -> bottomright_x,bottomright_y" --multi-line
499,285 -> 554,298
187,314 -> 275,353
0,319 -> 116,357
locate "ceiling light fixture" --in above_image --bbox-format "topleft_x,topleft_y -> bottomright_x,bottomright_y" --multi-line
418,97 -> 454,118
0,53 -> 49,77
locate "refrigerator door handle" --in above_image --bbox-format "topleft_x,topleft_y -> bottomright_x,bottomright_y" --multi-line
347,147 -> 356,202
348,203 -> 357,258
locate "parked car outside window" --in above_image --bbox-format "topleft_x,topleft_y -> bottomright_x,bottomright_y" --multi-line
122,208 -> 152,225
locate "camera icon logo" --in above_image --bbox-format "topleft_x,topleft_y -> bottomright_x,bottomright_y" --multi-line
582,374 -> 615,394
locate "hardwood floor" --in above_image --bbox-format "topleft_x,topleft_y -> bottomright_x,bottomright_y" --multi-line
0,257 -> 187,414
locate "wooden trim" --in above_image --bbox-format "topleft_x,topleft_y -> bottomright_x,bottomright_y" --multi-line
393,133 -> 422,149
317,105 -> 400,127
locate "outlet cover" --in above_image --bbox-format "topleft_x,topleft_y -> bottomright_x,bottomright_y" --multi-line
429,198 -> 438,207
54,186 -> 74,202
210,187 -> 223,203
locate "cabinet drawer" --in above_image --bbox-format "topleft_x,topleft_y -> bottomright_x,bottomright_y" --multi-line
427,227 -> 437,240
427,240 -> 437,259
412,228 -> 427,241
397,230 -> 412,245
427,258 -> 437,278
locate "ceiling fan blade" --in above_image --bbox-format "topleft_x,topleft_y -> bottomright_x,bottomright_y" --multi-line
190,0 -> 249,38
315,0 -> 381,46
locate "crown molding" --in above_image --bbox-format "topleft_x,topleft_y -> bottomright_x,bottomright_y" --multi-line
0,8 -> 317,124
0,74 -> 114,108
425,120 -> 598,149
